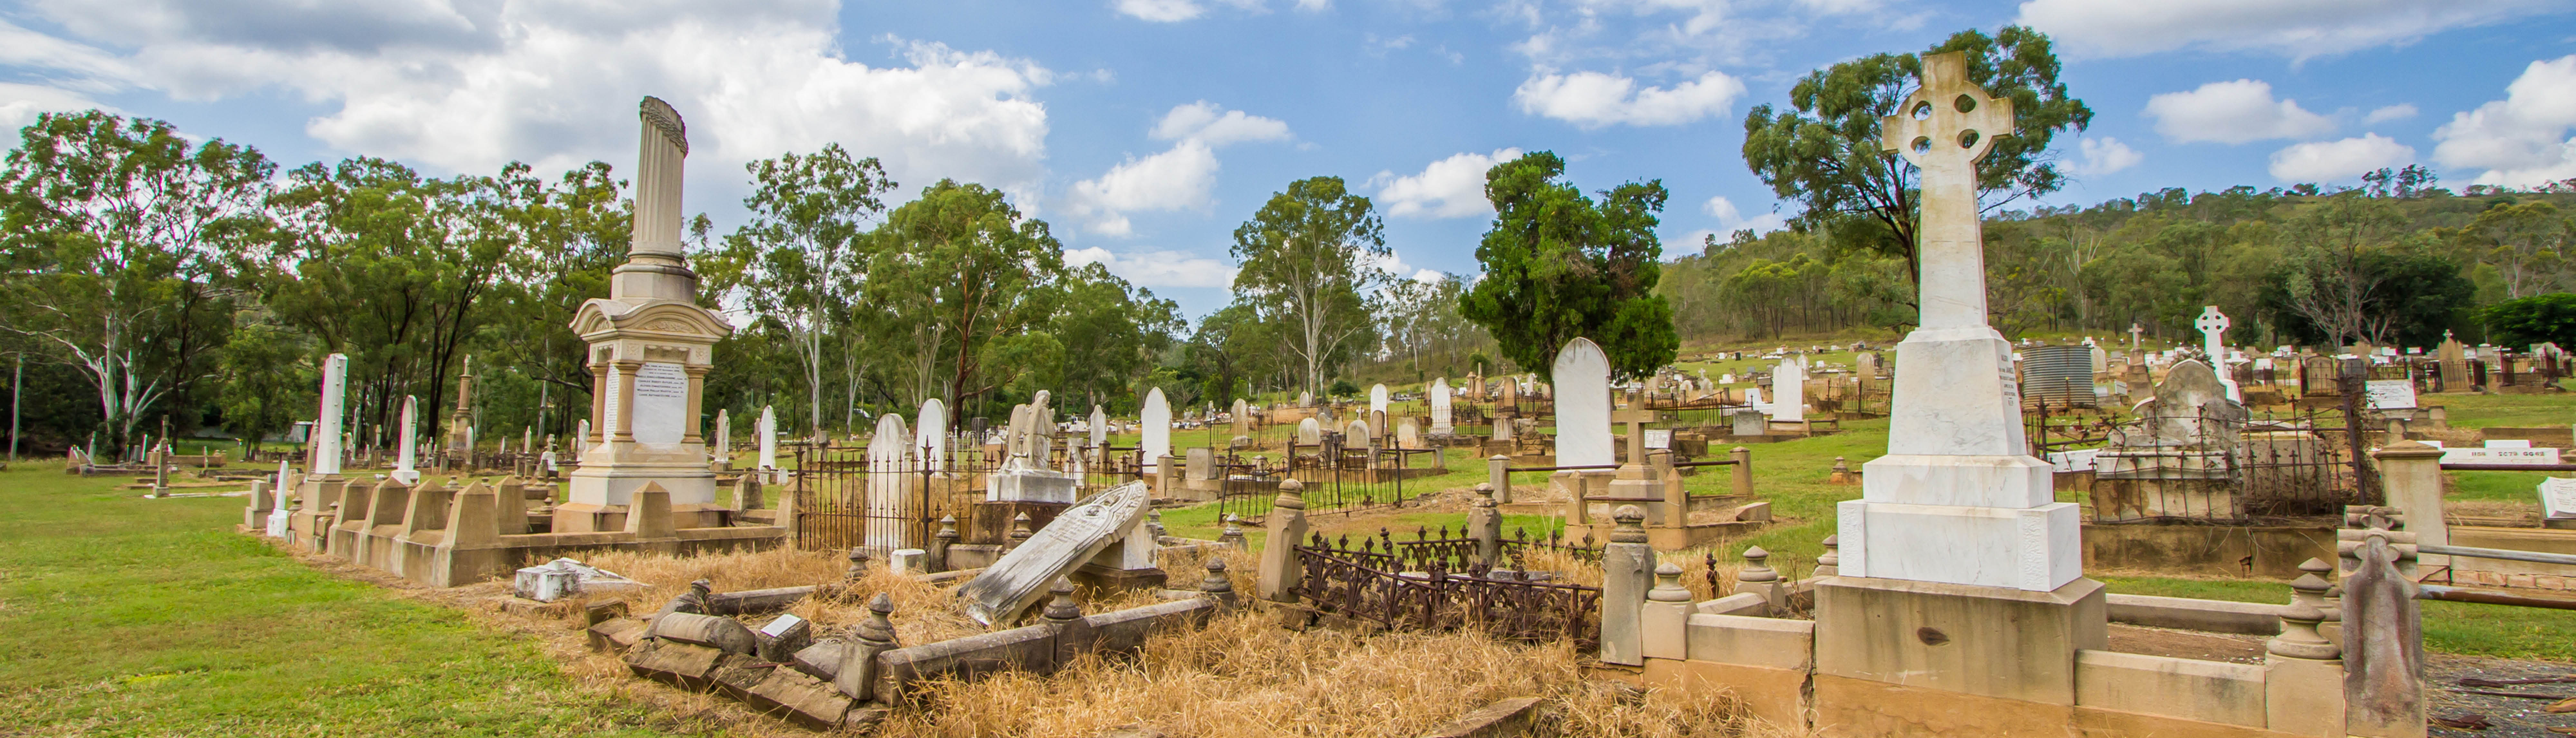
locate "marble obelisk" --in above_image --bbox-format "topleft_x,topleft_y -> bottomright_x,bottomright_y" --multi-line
288,353 -> 350,549
560,96 -> 733,532
392,395 -> 421,485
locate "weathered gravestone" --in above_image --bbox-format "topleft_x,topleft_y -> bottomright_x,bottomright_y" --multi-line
1770,357 -> 1805,422
1552,338 -> 1615,467
1141,389 -> 1171,474
955,481 -> 1153,625
1296,417 -> 1321,445
1428,378 -> 1454,434
916,399 -> 947,471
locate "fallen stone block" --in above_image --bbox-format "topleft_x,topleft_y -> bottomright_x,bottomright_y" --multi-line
745,667 -> 854,731
754,613 -> 813,663
653,611 -> 759,655
707,654 -> 777,703
588,617 -> 649,653
624,639 -> 725,690
790,638 -> 846,682
707,585 -> 817,616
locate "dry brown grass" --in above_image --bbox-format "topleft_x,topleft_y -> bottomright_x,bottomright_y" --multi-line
874,607 -> 1807,738
429,543 -> 1790,737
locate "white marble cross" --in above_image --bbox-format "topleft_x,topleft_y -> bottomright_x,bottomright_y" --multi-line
1879,52 -> 2014,331
2196,306 -> 2239,401
2129,323 -> 2143,351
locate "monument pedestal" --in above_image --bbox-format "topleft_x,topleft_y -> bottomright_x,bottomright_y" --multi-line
287,475 -> 347,552
563,453 -> 721,533
1815,575 -> 2106,705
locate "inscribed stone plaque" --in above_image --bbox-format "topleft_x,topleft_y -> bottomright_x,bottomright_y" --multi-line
1644,429 -> 1672,450
2363,380 -> 2417,410
631,362 -> 690,444
2541,477 -> 2576,519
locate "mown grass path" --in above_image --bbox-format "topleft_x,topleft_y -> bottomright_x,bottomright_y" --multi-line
0,462 -> 679,737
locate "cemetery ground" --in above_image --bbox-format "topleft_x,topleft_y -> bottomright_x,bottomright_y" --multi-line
6,387 -> 2574,735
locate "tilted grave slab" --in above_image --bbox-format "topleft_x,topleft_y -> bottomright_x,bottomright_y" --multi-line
956,481 -> 1151,625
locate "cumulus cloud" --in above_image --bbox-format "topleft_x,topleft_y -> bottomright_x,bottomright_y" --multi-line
2268,133 -> 2415,182
2017,0 -> 2565,60
1065,140 -> 1221,236
1701,195 -> 1787,233
4,0 -> 1056,198
2145,80 -> 2336,144
1512,70 -> 1745,129
1151,101 -> 1292,146
1374,148 -> 1523,219
0,82 -> 112,129
2433,55 -> 2576,188
1113,0 -> 1206,22
1063,246 -> 1239,288
2071,137 -> 2144,176
2365,104 -> 2419,124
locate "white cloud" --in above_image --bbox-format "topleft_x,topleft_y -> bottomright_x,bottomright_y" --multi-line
2365,104 -> 2419,124
1065,140 -> 1221,235
1512,70 -> 1744,129
1701,194 -> 1787,233
1114,0 -> 1206,22
2017,0 -> 2565,60
6,0 -> 1056,198
0,82 -> 112,130
1294,0 -> 1331,11
1374,148 -> 1523,219
2072,137 -> 2144,176
2145,80 -> 2336,144
1064,246 -> 1238,288
2267,133 -> 2415,182
1150,101 -> 1292,147
2433,55 -> 2576,188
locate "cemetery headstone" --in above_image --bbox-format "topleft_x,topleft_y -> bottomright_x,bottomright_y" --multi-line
1428,378 -> 1453,434
392,395 -> 421,485
1140,388 -> 1170,474
1771,357 -> 1805,422
917,398 -> 947,471
2541,477 -> 2576,520
956,481 -> 1151,625
1552,338 -> 1615,467
1296,417 -> 1321,445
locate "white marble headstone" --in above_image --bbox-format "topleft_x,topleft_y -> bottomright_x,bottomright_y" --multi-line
917,398 -> 948,471
1551,337 -> 1614,467
1771,357 -> 1805,422
1296,417 -> 1321,445
1428,378 -> 1453,434
2542,477 -> 2576,519
1140,388 -> 1171,473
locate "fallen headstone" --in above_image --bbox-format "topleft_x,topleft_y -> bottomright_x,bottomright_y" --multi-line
956,481 -> 1152,625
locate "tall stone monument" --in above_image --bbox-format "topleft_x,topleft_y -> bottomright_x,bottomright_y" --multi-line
445,355 -> 476,457
288,353 -> 351,549
1821,52 -> 2099,716
1140,388 -> 1171,474
392,395 -> 421,485
560,97 -> 734,532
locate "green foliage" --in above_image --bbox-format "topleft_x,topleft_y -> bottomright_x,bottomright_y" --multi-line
1328,379 -> 1359,398
1227,176 -> 1387,396
2483,292 -> 2576,349
870,179 -> 1068,420
0,110 -> 274,449
706,144 -> 894,435
1740,26 -> 2091,280
1462,151 -> 1678,381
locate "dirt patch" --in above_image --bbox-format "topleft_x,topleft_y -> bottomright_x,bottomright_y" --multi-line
2429,654 -> 2576,738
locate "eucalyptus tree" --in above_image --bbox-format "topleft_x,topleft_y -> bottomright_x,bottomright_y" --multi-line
0,110 -> 274,449
475,161 -> 630,441
867,179 -> 1065,420
1228,176 -> 1387,397
711,145 -> 893,438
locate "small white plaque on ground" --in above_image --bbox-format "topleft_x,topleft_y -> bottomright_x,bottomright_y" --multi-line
631,362 -> 690,445
2363,380 -> 2417,410
2439,446 -> 2563,466
2542,477 -> 2576,519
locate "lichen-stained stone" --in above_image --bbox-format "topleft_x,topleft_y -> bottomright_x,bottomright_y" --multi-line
746,667 -> 855,731
624,639 -> 725,690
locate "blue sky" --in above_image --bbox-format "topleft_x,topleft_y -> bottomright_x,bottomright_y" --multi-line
4,0 -> 2574,318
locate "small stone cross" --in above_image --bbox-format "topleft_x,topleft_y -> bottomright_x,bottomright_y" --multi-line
1878,51 -> 2016,331
2129,323 -> 2144,350
1612,408 -> 1657,469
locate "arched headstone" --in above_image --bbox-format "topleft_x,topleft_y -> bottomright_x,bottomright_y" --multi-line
1296,417 -> 1322,445
916,398 -> 947,471
1428,378 -> 1453,434
1551,338 -> 1614,467
867,412 -> 914,550
1141,388 -> 1171,473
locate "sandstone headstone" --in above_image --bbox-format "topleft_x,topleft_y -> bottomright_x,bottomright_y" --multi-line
1296,417 -> 1321,445
1397,419 -> 1421,449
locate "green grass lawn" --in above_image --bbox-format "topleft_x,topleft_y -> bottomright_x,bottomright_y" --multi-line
0,460 -> 679,737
